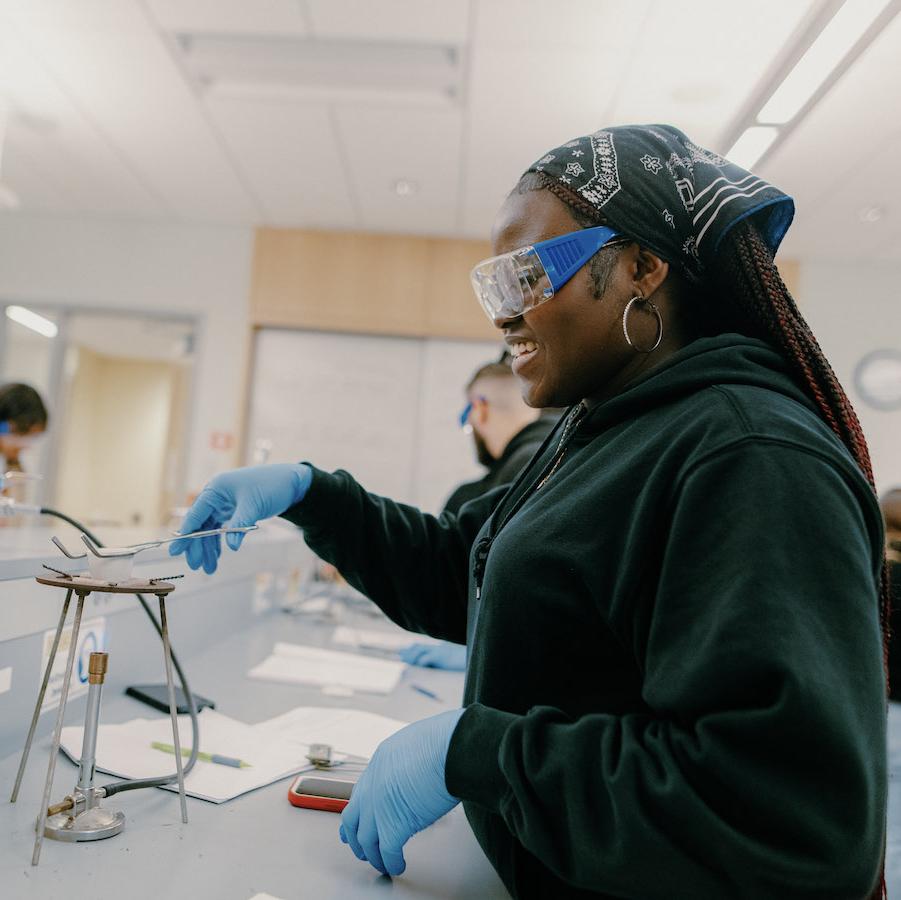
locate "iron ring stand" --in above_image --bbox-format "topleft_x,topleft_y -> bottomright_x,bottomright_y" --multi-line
10,573 -> 186,865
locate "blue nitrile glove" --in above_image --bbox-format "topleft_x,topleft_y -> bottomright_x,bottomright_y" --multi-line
398,641 -> 467,672
339,708 -> 465,877
168,463 -> 312,574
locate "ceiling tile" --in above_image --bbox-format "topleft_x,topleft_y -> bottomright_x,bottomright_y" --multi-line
0,27 -> 169,217
305,0 -> 470,44
609,0 -> 815,148
776,129 -> 901,262
3,0 -> 259,223
144,0 -> 309,37
473,0 -> 651,49
460,43 -> 631,238
762,7 -> 901,229
0,140 -> 67,212
333,104 -> 463,234
205,96 -> 357,228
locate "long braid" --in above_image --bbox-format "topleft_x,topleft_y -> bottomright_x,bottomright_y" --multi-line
712,222 -> 890,900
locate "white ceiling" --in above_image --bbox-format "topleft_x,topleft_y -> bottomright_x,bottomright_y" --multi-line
0,0 -> 898,261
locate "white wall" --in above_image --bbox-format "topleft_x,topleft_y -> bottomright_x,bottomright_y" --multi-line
246,329 -> 498,514
0,214 -> 253,494
798,260 -> 901,496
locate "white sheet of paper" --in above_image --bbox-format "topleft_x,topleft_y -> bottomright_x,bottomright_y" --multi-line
331,625 -> 439,653
260,706 -> 408,760
247,642 -> 406,694
59,706 -> 407,803
59,710 -> 310,803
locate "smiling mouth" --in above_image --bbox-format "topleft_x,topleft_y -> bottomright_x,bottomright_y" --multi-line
510,340 -> 538,359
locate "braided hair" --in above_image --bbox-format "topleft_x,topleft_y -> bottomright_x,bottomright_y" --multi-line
516,170 -> 891,683
707,222 -> 890,900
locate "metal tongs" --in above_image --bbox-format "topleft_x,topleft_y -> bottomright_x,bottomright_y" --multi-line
51,526 -> 259,582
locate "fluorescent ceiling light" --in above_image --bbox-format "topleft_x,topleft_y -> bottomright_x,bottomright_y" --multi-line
726,126 -> 780,169
205,81 -> 457,106
759,0 -> 894,123
178,34 -> 461,104
5,305 -> 58,338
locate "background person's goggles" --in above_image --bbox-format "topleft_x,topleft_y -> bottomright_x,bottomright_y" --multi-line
470,225 -> 622,321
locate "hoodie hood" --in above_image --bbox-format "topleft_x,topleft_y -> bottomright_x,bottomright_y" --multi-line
578,333 -> 815,438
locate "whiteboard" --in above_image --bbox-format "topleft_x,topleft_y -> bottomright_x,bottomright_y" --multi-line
246,329 -> 500,512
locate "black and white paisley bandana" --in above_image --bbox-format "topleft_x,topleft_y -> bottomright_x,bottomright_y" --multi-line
526,124 -> 794,282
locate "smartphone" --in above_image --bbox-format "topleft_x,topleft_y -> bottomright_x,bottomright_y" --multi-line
288,773 -> 356,813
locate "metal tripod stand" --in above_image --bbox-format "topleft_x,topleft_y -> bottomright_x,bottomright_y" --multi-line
9,573 -> 186,865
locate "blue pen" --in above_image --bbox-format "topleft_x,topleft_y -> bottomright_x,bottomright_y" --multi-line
410,683 -> 442,701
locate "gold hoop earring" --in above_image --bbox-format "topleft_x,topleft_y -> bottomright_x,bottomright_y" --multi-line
622,295 -> 663,353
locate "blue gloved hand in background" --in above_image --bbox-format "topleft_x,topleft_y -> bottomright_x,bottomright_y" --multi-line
399,641 -> 467,672
169,463 -> 312,574
339,708 -> 465,877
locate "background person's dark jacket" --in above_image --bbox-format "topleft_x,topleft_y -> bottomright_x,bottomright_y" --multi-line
441,413 -> 559,516
284,334 -> 886,899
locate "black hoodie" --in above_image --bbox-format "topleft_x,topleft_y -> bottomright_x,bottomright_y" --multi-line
284,334 -> 886,899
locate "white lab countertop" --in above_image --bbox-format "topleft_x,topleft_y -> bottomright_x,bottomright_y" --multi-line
0,605 -> 508,900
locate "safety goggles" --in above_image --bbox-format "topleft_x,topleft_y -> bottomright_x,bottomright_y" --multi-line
470,225 -> 623,322
458,395 -> 485,433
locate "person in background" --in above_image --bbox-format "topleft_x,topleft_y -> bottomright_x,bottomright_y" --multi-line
170,124 -> 887,898
881,487 -> 901,700
442,356 -> 559,516
0,383 -> 48,475
401,357 -> 560,672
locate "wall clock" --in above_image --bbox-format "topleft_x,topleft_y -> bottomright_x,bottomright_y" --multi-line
854,349 -> 901,411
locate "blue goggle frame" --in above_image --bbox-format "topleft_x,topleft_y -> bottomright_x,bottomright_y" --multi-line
470,225 -> 623,321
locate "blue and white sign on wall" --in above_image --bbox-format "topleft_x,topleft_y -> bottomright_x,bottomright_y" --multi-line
40,617 -> 107,713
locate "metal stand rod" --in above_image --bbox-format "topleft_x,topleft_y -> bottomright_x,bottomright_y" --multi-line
158,594 -> 187,824
11,588 -> 73,803
32,590 -> 85,866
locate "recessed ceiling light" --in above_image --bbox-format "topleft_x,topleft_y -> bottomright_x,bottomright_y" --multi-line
392,179 -> 419,197
858,205 -> 884,223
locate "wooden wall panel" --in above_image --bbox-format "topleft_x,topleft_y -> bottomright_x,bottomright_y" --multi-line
424,237 -> 496,340
250,229 -> 797,341
251,227 -> 494,340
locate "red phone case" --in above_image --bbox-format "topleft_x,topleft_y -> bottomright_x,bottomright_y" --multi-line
288,790 -> 348,813
288,773 -> 352,813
